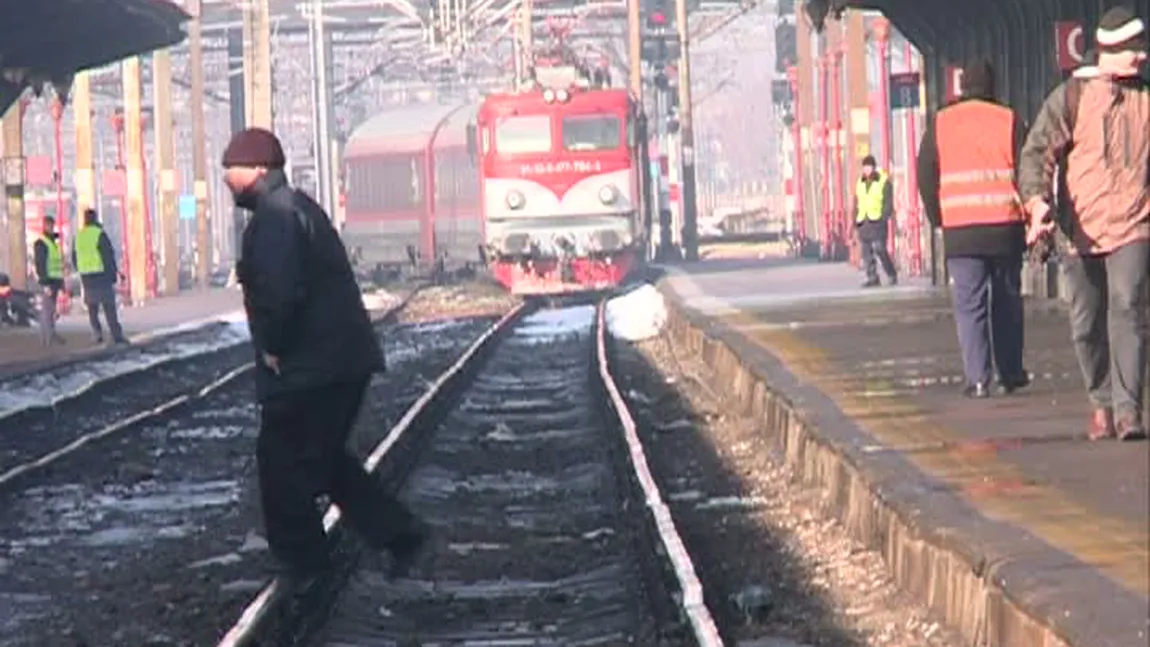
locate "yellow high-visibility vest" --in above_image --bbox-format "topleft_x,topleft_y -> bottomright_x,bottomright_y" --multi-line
39,235 -> 64,279
855,171 -> 889,223
75,226 -> 106,275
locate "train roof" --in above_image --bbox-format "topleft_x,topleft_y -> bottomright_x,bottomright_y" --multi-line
345,102 -> 480,158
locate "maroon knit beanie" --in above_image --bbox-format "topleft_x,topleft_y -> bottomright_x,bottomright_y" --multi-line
222,128 -> 286,169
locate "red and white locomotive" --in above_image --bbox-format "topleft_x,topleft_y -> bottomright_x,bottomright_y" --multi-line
477,66 -> 647,295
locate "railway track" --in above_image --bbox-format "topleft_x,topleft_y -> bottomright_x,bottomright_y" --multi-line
0,289 -> 420,492
221,300 -> 722,646
0,296 -> 507,646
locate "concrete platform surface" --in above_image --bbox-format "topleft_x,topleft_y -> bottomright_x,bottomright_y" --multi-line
660,257 -> 1149,647
0,288 -> 243,378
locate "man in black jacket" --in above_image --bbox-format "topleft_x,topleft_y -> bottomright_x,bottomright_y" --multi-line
221,127 -> 428,585
73,209 -> 128,345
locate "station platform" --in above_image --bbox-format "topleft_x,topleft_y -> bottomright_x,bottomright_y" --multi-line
658,258 -> 1148,647
0,288 -> 243,378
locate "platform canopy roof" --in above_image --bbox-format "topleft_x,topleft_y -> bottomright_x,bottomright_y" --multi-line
0,0 -> 190,114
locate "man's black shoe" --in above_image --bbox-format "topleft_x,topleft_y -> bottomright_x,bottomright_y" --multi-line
861,278 -> 880,288
997,373 -> 1031,395
963,382 -> 991,399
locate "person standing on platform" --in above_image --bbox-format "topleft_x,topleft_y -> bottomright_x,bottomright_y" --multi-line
31,216 -> 66,347
73,209 -> 128,346
221,127 -> 429,587
853,154 -> 898,287
916,60 -> 1030,399
1019,5 -> 1150,441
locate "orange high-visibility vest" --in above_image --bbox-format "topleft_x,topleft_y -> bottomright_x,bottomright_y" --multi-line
935,100 -> 1022,228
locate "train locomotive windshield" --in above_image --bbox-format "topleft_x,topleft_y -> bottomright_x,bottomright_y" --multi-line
494,115 -> 553,154
561,114 -> 622,152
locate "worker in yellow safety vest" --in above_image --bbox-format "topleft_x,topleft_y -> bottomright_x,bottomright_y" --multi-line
854,154 -> 898,287
73,209 -> 128,345
31,215 -> 66,347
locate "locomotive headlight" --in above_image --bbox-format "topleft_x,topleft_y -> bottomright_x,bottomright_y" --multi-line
598,184 -> 618,205
506,189 -> 526,210
556,88 -> 570,103
542,89 -> 556,103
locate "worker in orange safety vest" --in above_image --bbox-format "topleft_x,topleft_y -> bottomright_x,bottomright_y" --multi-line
917,58 -> 1030,399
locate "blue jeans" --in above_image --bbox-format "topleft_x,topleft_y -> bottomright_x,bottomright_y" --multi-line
947,255 -> 1025,386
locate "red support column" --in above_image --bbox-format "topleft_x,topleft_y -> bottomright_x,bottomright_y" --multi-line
787,65 -> 806,254
904,39 -> 922,276
111,110 -> 131,302
139,113 -> 157,299
872,17 -> 896,267
817,54 -> 832,259
831,47 -> 846,259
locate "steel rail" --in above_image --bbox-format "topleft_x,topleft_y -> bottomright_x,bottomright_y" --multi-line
216,300 -> 531,647
0,288 -> 424,491
217,298 -> 725,646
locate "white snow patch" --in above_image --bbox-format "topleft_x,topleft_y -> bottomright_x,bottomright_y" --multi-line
0,322 -> 251,420
606,283 -> 667,342
361,289 -> 402,312
514,305 -> 596,342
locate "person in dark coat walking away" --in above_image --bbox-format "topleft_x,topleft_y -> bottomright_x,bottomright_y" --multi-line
222,127 -> 429,585
73,209 -> 128,345
853,154 -> 898,287
917,59 -> 1031,399
32,216 -> 66,347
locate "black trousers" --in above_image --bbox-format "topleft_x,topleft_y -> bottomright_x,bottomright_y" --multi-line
258,377 -> 416,573
83,282 -> 125,342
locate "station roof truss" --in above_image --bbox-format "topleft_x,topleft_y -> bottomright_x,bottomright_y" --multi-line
0,0 -> 189,114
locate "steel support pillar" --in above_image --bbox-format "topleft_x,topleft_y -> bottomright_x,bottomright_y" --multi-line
73,73 -> 96,214
153,50 -> 180,296
122,57 -> 150,306
787,66 -> 806,254
675,0 -> 698,261
873,17 -> 896,267
2,101 -> 27,289
627,0 -> 642,99
243,0 -> 274,129
816,52 -> 831,259
189,0 -> 213,286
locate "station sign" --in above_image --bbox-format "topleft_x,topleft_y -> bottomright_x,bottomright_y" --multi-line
1055,21 -> 1085,70
889,71 -> 921,110
944,66 -> 964,103
178,195 -> 197,221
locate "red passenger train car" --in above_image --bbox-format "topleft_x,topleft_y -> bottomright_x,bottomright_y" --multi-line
477,66 -> 648,295
342,103 -> 483,277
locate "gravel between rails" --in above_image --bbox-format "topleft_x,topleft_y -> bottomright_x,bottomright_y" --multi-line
274,306 -> 690,647
0,315 -> 502,647
611,334 -> 966,647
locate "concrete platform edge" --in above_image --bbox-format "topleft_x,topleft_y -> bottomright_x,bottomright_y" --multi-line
655,280 -> 1147,647
0,312 -> 246,381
